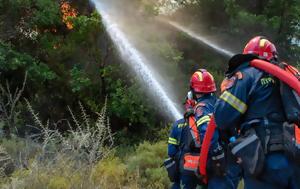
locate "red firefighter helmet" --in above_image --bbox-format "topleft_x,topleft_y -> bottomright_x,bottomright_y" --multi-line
190,69 -> 216,93
243,36 -> 278,61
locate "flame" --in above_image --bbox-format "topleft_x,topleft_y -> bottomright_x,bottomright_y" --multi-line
61,1 -> 78,30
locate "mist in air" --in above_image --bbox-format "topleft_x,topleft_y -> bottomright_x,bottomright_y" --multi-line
90,0 -> 239,121
90,0 -> 185,120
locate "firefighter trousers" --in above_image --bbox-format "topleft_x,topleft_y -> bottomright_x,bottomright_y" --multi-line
244,153 -> 300,189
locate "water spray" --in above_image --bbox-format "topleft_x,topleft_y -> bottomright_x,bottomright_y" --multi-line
91,0 -> 182,121
167,21 -> 236,58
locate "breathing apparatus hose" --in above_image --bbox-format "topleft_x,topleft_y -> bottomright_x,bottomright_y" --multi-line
250,59 -> 300,96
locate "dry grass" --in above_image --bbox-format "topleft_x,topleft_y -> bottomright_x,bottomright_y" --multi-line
0,72 -> 27,137
0,100 -> 116,189
0,90 -> 171,188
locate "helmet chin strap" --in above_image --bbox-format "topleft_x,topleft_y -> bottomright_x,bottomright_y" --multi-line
272,52 -> 278,63
194,91 -> 206,101
195,93 -> 204,99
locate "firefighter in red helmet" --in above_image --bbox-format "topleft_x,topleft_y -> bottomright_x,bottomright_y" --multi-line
166,69 -> 231,189
190,69 -> 216,93
214,36 -> 300,189
184,69 -> 216,118
243,36 -> 278,61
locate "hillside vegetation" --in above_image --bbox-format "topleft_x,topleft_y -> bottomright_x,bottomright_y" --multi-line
0,0 -> 299,188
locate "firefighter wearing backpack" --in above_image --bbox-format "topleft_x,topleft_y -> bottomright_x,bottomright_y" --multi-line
214,36 -> 300,189
167,69 -> 230,189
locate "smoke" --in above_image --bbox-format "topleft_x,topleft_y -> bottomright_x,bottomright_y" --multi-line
89,0 -> 241,121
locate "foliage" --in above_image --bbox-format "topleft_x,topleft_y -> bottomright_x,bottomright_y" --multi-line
0,73 -> 27,137
69,66 -> 91,92
0,101 -> 116,188
0,145 -> 15,177
0,0 -> 299,188
126,141 -> 170,188
0,42 -> 57,83
229,11 -> 272,34
25,100 -> 114,164
31,0 -> 61,28
225,0 -> 300,61
68,12 -> 102,45
139,0 -> 160,16
91,156 -> 127,188
1,139 -> 171,189
0,137 -> 39,168
171,0 -> 300,62
108,78 -> 156,127
156,41 -> 184,65
0,0 -> 161,135
296,63 -> 300,70
47,176 -> 71,189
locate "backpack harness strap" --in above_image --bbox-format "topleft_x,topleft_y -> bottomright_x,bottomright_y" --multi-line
189,116 -> 201,148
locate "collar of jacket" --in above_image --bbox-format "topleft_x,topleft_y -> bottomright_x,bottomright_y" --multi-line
196,93 -> 216,103
226,54 -> 258,76
226,54 -> 280,77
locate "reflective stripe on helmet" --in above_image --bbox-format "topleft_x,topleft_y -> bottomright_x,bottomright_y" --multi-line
190,69 -> 217,93
243,36 -> 277,61
259,39 -> 267,47
195,71 -> 203,81
220,91 -> 247,113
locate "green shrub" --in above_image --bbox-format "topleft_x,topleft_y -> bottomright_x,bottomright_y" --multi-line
32,0 -> 61,28
126,141 -> 170,188
152,123 -> 173,142
108,79 -> 156,127
92,156 -> 126,189
0,138 -> 26,158
0,41 -> 57,83
48,176 -> 71,189
3,157 -> 91,189
144,167 -> 169,189
70,66 -> 91,92
0,137 -> 41,168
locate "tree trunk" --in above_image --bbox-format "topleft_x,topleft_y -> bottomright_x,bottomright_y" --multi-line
100,47 -> 111,97
278,0 -> 288,35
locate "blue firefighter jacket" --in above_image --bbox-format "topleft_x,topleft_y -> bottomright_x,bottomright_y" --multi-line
214,56 -> 300,189
168,94 -> 221,160
214,60 -> 286,132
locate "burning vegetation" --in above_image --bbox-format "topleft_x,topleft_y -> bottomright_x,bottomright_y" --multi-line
61,1 -> 78,30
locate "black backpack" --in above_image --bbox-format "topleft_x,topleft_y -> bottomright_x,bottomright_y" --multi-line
278,62 -> 300,125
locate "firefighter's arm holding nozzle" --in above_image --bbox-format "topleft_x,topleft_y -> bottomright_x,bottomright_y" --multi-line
184,91 -> 196,119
